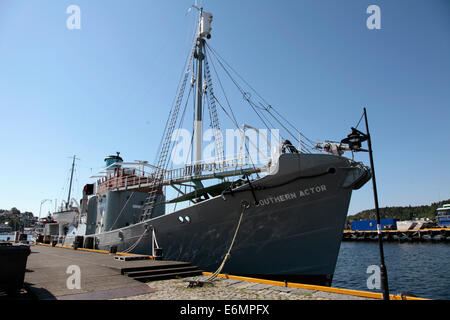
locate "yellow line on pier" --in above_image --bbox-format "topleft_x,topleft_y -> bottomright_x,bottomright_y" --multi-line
344,227 -> 448,233
34,242 -> 154,259
201,272 -> 429,300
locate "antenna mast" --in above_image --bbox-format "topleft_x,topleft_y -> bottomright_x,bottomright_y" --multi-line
66,155 -> 77,209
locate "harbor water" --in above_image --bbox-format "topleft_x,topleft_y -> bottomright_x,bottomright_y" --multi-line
0,234 -> 33,241
333,241 -> 450,300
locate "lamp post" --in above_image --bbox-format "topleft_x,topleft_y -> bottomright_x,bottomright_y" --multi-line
39,199 -> 52,219
341,107 -> 390,300
363,108 -> 390,300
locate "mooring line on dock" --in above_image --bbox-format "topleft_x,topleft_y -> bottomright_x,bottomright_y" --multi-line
206,200 -> 248,283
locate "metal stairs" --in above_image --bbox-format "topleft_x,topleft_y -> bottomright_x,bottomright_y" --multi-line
121,261 -> 203,282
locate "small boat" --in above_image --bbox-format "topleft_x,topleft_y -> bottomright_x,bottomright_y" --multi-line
52,155 -> 80,226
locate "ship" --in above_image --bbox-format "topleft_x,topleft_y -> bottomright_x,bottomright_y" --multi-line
436,204 -> 450,227
42,155 -> 80,239
52,6 -> 371,286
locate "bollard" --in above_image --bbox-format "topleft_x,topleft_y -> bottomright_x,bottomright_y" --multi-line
74,236 -> 84,250
83,237 -> 94,249
154,248 -> 163,260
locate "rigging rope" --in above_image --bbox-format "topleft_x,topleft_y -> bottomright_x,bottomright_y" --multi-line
204,53 -> 225,162
142,40 -> 197,219
205,46 -> 240,127
354,110 -> 365,130
209,93 -> 261,176
205,43 -> 318,154
110,191 -> 135,231
202,46 -> 267,174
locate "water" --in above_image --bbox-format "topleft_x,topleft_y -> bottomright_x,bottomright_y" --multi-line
0,234 -> 33,241
333,241 -> 450,300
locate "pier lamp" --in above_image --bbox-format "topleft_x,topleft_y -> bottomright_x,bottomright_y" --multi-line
341,127 -> 368,152
341,107 -> 390,301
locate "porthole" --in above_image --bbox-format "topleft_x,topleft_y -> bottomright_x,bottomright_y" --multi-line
185,216 -> 191,223
178,216 -> 184,223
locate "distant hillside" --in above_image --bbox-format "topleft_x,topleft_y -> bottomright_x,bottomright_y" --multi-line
346,199 -> 450,223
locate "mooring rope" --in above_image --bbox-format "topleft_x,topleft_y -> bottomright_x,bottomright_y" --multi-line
206,200 -> 249,282
121,227 -> 149,254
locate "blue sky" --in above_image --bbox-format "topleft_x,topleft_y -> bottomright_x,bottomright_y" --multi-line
0,0 -> 449,217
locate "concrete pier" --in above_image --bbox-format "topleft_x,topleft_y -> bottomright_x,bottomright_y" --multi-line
24,244 -> 193,300
20,244 -> 426,300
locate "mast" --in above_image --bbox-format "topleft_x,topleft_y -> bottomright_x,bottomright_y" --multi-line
66,155 -> 76,209
193,8 -> 204,167
193,8 -> 213,170
194,37 -> 204,166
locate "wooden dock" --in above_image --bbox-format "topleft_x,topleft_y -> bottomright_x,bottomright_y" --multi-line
24,244 -> 201,300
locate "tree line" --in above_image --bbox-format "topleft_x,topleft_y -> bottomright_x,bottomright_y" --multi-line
346,199 -> 450,223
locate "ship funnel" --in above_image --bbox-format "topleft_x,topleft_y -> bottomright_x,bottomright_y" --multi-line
104,152 -> 123,171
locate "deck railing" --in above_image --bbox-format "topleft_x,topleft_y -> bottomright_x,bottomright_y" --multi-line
97,157 -> 267,194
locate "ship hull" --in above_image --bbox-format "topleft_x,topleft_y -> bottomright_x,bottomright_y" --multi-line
64,153 -> 369,286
